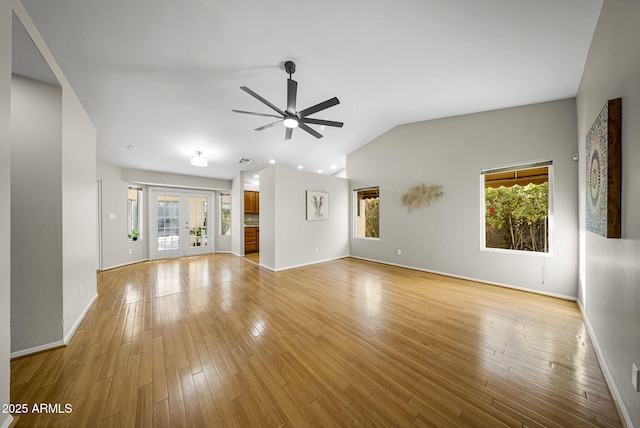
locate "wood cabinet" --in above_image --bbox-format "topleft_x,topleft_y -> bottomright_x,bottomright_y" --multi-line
244,227 -> 259,253
244,191 -> 259,214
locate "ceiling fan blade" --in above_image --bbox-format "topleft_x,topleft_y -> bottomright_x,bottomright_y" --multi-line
240,86 -> 286,116
298,97 -> 340,118
301,118 -> 344,128
287,79 -> 297,113
255,120 -> 282,131
232,109 -> 283,119
285,127 -> 293,140
298,123 -> 323,139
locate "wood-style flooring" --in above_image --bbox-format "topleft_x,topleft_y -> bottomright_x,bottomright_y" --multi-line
10,255 -> 621,427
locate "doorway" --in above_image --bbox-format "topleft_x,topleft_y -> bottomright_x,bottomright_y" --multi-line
149,189 -> 214,260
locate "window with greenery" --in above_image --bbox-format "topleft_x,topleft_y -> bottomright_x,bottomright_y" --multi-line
355,187 -> 380,239
127,187 -> 142,241
482,162 -> 552,253
220,193 -> 231,236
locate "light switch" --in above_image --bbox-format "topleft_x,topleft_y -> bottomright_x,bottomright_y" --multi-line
108,213 -> 116,220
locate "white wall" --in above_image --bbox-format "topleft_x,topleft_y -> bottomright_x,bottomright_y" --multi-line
260,165 -> 349,271
576,0 -> 640,425
231,172 -> 244,256
97,161 -> 147,269
10,75 -> 64,352
0,0 -> 12,425
62,74 -> 99,342
347,99 -> 579,298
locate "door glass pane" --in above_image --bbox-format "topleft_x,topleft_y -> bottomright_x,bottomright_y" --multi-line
157,195 -> 180,251
189,197 -> 208,248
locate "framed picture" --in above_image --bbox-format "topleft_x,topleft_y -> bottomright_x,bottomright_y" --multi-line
306,191 -> 329,220
586,98 -> 622,238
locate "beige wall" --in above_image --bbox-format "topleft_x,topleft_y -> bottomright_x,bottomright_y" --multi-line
576,0 -> 640,425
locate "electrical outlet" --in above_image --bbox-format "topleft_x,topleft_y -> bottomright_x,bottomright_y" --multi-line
79,284 -> 84,296
633,363 -> 639,392
314,247 -> 319,253
396,249 -> 402,256
129,248 -> 133,254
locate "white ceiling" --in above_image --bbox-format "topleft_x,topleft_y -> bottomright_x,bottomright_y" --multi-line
16,0 -> 603,183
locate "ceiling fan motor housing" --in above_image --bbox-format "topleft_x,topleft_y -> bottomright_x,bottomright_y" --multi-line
284,61 -> 296,76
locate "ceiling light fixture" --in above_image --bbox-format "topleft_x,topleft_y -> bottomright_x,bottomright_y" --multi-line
269,159 -> 276,164
283,117 -> 299,128
190,151 -> 208,167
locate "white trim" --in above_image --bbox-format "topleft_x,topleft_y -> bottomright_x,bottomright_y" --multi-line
349,255 -> 577,301
64,293 -> 98,345
10,340 -> 65,359
215,251 -> 233,254
577,301 -> 632,428
100,258 -> 148,271
0,415 -> 14,428
268,256 -> 349,272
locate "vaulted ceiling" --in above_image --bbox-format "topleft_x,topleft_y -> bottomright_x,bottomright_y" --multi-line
16,0 -> 603,182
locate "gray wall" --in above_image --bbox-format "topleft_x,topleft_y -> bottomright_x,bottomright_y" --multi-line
10,75 -> 64,352
6,3 -> 98,359
347,99 -> 579,298
260,165 -> 349,271
576,0 -> 640,425
0,0 -> 12,425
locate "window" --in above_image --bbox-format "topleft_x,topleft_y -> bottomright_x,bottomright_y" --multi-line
482,161 -> 552,253
220,193 -> 231,236
127,187 -> 142,241
355,187 -> 380,239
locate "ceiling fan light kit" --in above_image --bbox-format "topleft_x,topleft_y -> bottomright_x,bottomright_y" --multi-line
232,61 -> 343,140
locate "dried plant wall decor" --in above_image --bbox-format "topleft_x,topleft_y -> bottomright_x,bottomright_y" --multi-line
401,184 -> 443,211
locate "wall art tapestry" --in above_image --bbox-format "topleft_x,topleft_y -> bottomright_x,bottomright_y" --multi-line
306,191 -> 329,220
585,97 -> 621,238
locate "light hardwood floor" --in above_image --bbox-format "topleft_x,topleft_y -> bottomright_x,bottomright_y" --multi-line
10,255 -> 621,427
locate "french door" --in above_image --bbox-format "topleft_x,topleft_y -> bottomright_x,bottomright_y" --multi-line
149,189 -> 213,260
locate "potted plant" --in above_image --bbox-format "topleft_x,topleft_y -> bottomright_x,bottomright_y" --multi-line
128,229 -> 138,241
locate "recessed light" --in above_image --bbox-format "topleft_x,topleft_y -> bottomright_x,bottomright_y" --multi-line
254,174 -> 259,178
269,159 -> 276,164
297,165 -> 304,170
330,164 -> 337,170
318,169 -> 323,173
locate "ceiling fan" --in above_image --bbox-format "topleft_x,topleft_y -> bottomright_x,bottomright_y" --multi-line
232,61 -> 343,140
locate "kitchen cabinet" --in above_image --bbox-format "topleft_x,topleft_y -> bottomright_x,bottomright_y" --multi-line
245,226 -> 259,253
244,191 -> 259,214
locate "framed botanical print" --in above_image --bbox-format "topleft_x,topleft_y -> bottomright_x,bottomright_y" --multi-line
585,98 -> 622,238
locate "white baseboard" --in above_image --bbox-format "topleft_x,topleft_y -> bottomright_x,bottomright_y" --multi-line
10,340 -> 65,359
101,258 -> 148,271
349,255 -> 577,301
10,293 -> 98,359
269,255 -> 349,272
577,301 -> 632,428
64,293 -> 99,345
0,415 -> 13,428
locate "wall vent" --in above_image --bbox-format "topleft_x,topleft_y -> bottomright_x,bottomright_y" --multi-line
238,158 -> 253,165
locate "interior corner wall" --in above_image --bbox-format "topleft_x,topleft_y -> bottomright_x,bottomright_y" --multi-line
347,98 -> 579,298
266,165 -> 349,271
97,161 -> 147,269
231,172 -> 244,256
0,0 -> 13,425
258,166 -> 276,269
62,79 -> 98,341
10,74 -> 64,353
576,0 -> 640,425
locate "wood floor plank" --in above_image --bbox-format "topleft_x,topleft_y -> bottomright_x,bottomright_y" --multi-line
10,255 -> 622,427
